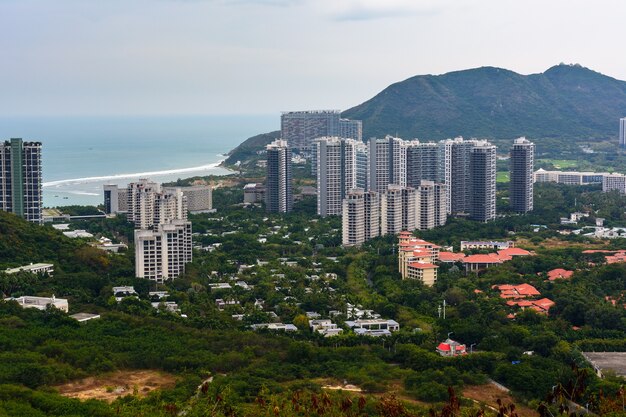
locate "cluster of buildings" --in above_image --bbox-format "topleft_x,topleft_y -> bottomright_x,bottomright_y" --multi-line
266,112 -> 536,246
396,234 -> 534,286
102,180 -> 213,282
105,179 -> 193,282
534,168 -> 626,194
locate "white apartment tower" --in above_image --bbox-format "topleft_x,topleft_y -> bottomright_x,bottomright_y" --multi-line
469,142 -> 497,222
127,179 -> 187,229
135,219 -> 192,282
342,190 -> 366,246
509,137 -> 534,213
266,139 -> 293,213
415,181 -> 447,230
342,188 -> 382,246
620,118 -> 626,148
368,136 -> 406,194
315,137 -> 358,217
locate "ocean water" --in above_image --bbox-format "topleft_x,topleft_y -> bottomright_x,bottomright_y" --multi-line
0,115 -> 277,207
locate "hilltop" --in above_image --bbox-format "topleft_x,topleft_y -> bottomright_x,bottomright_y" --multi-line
225,64 -> 626,165
343,64 -> 626,139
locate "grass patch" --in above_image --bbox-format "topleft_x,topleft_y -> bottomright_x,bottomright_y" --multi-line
496,172 -> 509,183
537,159 -> 578,169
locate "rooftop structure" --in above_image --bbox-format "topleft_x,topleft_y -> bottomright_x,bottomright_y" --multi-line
5,262 -> 54,276
436,339 -> 467,357
70,313 -> 101,322
6,295 -> 68,312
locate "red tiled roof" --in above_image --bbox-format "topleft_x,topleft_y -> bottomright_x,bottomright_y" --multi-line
439,252 -> 466,262
516,283 -> 541,296
532,298 -> 555,310
464,254 -> 504,264
408,262 -> 438,269
437,342 -> 451,351
498,248 -> 532,257
547,268 -> 574,281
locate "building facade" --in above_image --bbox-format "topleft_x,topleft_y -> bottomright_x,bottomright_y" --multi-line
469,142 -> 497,222
621,117 -> 626,148
0,138 -> 42,224
134,219 -> 193,282
163,185 -> 212,213
103,184 -> 128,214
127,179 -> 187,229
603,173 -> 626,193
315,137 -> 357,217
509,137 -> 535,213
265,139 -> 293,213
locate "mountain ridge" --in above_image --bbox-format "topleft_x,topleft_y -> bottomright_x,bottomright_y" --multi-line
342,63 -> 626,140
225,64 -> 626,166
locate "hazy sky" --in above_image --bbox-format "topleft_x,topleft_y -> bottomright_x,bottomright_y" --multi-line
1,0 -> 624,116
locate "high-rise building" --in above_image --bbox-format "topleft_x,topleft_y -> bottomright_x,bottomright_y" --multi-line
315,137 -> 358,217
134,219 -> 192,282
163,185 -> 212,213
441,137 -> 476,215
509,137 -> 534,213
469,142 -> 497,222
415,180 -> 447,230
266,139 -> 293,213
342,188 -> 382,246
338,119 -> 363,142
280,111 -> 362,151
355,141 -> 368,190
103,184 -> 128,214
127,179 -> 187,229
342,189 -> 365,246
0,138 -> 42,224
280,110 -> 340,151
367,136 -> 405,194
405,141 -> 440,188
620,118 -> 626,148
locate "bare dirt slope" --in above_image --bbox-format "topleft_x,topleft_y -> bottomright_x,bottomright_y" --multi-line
56,370 -> 177,403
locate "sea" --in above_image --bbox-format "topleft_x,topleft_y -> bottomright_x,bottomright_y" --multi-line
0,115 -> 277,207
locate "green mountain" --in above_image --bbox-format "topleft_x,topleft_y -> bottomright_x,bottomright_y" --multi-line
225,64 -> 626,164
342,64 -> 626,140
224,130 -> 281,167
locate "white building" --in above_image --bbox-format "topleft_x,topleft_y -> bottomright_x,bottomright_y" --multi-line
5,263 -> 54,276
315,137 -> 358,217
7,295 -> 68,312
103,184 -> 128,214
127,179 -> 187,229
415,180 -> 447,230
620,117 -> 626,148
163,185 -> 212,213
134,219 -> 193,282
603,173 -> 626,194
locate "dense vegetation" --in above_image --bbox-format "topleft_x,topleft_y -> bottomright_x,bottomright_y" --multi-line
0,181 -> 625,416
343,64 -> 626,140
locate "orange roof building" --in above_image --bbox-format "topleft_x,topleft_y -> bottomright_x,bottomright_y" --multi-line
547,268 -> 574,281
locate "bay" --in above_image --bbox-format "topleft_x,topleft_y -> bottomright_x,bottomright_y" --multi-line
0,115 -> 277,207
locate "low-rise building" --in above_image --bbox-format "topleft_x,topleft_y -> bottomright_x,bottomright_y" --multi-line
436,338 -> 467,356
112,286 -> 138,302
70,313 -> 101,322
5,263 -> 54,276
460,240 -> 514,251
6,295 -> 68,312
251,323 -> 298,332
244,183 -> 265,204
406,262 -> 438,286
345,319 -> 400,337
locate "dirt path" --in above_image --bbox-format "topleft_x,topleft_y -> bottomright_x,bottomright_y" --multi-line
463,384 -> 537,417
56,370 -> 177,403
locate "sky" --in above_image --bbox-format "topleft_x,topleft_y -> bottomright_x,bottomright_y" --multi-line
1,0 -> 624,117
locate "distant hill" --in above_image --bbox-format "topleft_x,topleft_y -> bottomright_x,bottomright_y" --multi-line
224,130 -> 281,167
342,64 -> 626,140
225,64 -> 626,164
